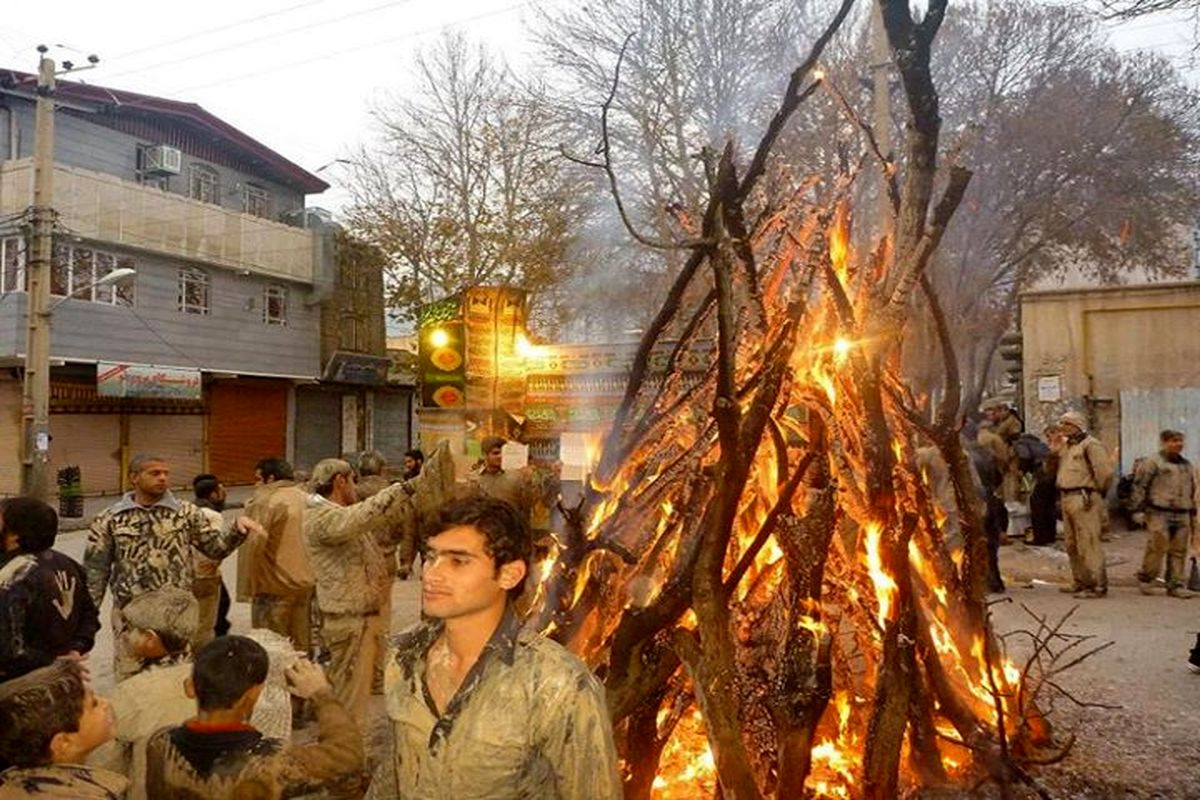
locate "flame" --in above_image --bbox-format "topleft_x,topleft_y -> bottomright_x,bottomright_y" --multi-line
863,523 -> 897,626
652,709 -> 717,798
806,691 -> 859,798
829,201 -> 852,283
832,336 -> 853,366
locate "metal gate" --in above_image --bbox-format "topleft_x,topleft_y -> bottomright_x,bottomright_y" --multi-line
294,387 -> 342,473
372,390 -> 412,465
1118,387 -> 1200,475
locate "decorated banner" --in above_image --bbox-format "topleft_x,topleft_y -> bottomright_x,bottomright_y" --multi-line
96,362 -> 202,400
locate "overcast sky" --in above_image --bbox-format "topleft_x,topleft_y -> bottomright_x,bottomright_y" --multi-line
1,0 -> 1195,215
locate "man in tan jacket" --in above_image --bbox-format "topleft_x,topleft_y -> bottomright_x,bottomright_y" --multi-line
1131,429 -> 1196,598
304,458 -> 416,721
1053,411 -> 1114,598
245,458 -> 314,653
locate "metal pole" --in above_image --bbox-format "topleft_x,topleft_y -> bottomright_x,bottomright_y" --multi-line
20,51 -> 55,500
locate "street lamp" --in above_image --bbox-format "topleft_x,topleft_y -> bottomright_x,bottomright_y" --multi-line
21,266 -> 137,500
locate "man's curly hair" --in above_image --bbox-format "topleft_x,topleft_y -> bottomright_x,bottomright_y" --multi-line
0,659 -> 86,769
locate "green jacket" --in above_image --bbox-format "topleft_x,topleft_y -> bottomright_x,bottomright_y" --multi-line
367,610 -> 622,800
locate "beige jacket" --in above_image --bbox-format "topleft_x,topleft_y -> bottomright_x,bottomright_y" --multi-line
1055,435 -> 1114,494
303,483 -> 412,616
1132,451 -> 1197,513
245,481 -> 313,597
0,765 -> 128,799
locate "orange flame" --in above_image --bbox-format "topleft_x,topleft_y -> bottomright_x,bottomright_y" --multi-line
863,523 -> 897,626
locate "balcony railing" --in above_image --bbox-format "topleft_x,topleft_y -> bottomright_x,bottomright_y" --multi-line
0,158 -> 316,284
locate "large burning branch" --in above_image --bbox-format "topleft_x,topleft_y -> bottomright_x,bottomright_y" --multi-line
535,1 -> 1078,797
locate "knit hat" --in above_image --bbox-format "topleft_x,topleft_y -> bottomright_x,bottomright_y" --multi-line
310,458 -> 353,489
1057,411 -> 1088,433
122,587 -> 199,643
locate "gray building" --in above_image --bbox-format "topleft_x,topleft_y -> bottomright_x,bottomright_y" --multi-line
0,68 -> 333,493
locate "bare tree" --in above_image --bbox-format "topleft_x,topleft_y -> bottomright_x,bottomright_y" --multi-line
1099,0 -> 1200,19
346,32 -> 581,331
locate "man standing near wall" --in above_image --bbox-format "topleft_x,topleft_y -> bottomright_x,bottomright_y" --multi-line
304,458 -> 414,721
981,398 -> 1023,502
1052,412 -> 1114,599
1131,430 -> 1196,598
245,458 -> 315,653
85,454 -> 259,680
469,436 -> 532,523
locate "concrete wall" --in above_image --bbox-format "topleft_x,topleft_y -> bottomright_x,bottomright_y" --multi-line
1020,281 -> 1200,458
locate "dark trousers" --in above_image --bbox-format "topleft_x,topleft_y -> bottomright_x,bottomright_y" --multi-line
1029,476 -> 1058,546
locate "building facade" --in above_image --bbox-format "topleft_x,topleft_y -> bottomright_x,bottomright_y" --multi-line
1020,281 -> 1200,476
0,68 -> 330,494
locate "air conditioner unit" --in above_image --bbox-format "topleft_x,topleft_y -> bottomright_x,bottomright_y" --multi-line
142,145 -> 182,176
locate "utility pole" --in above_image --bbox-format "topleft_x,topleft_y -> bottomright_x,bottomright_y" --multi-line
870,1 -> 894,240
20,48 -> 56,501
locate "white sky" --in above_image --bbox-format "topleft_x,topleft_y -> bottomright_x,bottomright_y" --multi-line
1,0 -> 1195,215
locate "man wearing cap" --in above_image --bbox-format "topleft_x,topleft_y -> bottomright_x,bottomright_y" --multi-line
304,458 -> 416,722
981,398 -> 1023,502
1131,429 -> 1196,598
1052,411 -> 1114,598
85,454 -> 262,680
470,436 -> 532,523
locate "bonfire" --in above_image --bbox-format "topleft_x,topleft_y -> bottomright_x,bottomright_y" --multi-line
533,1 -> 1082,797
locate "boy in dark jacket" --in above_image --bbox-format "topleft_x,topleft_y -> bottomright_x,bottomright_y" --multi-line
0,498 -> 100,682
145,635 -> 364,799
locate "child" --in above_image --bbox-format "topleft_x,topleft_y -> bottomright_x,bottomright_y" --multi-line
0,498 -> 100,682
145,635 -> 363,798
90,588 -> 200,800
0,659 -> 125,799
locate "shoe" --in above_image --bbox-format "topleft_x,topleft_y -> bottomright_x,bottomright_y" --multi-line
1074,589 -> 1104,599
1168,587 -> 1194,599
1189,634 -> 1200,673
1058,584 -> 1080,594
1139,581 -> 1160,596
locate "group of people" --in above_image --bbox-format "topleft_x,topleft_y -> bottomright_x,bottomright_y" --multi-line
0,438 -> 622,799
965,400 -> 1198,602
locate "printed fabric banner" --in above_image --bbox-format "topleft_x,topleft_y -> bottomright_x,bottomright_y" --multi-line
96,362 -> 202,400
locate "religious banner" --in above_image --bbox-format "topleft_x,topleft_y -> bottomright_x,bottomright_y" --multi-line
96,362 -> 202,400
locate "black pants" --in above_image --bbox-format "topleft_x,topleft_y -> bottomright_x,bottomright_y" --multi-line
215,579 -> 232,637
1029,476 -> 1058,546
986,498 -> 1008,593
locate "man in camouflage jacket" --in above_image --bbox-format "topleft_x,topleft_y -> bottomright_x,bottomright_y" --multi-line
85,454 -> 259,679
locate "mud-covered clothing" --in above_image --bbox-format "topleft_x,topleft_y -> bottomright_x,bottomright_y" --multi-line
244,481 -> 313,598
992,413 -> 1022,444
367,609 -> 621,800
1055,435 -> 1114,497
304,485 -> 412,617
1131,451 -> 1197,518
0,549 -> 100,681
470,468 -> 532,521
85,492 -> 247,612
0,764 -> 128,799
145,689 -> 363,800
1062,492 -> 1107,593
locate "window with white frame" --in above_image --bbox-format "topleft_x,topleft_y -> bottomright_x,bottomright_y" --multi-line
242,184 -> 271,218
178,268 -> 210,315
188,163 -> 220,204
0,237 -> 25,293
47,242 -> 134,305
263,283 -> 287,325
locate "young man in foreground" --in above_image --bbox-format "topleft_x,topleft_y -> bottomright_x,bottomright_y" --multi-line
368,496 -> 621,799
145,635 -> 363,798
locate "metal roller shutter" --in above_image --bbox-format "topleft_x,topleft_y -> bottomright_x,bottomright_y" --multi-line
129,414 -> 204,489
372,391 -> 412,465
294,387 -> 342,473
209,381 -> 289,485
49,413 -> 122,495
0,381 -> 23,494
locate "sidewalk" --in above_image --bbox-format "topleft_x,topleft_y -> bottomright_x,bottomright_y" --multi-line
998,520 -> 1167,589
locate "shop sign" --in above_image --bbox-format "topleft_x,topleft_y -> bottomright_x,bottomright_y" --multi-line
96,362 -> 202,400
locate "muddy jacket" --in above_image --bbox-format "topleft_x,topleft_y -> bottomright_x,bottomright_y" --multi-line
303,483 -> 412,616
366,610 -> 622,800
1131,451 -> 1197,513
356,475 -> 416,560
991,412 -> 1022,444
1055,435 -> 1114,495
85,492 -> 247,610
469,468 -> 532,520
0,764 -> 128,799
144,689 -> 363,800
0,549 -> 100,681
244,481 -> 314,597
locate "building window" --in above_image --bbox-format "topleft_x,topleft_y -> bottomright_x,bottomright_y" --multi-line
339,313 -> 361,351
178,268 -> 210,315
263,284 -> 287,325
0,237 -> 25,293
243,184 -> 271,218
188,164 -> 220,204
48,242 -> 134,305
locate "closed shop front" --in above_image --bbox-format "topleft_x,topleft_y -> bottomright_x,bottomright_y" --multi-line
294,386 -> 342,473
48,413 -> 122,495
208,379 -> 289,484
129,414 -> 204,484
372,389 -> 413,465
